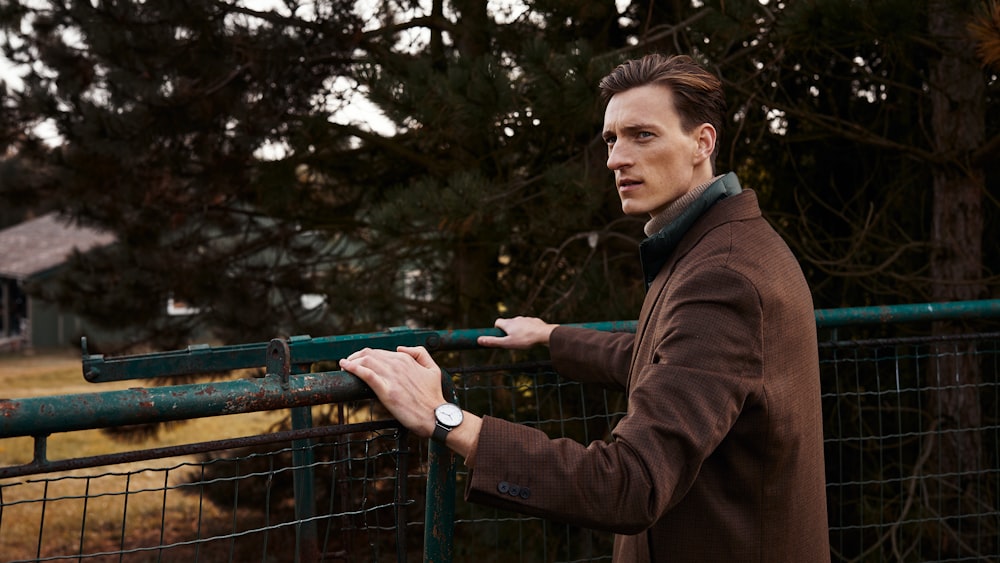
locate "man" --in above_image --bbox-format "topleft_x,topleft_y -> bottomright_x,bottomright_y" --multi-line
340,53 -> 830,562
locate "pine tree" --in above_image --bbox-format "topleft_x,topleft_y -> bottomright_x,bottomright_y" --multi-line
3,0 -> 996,339
0,1 -> 366,348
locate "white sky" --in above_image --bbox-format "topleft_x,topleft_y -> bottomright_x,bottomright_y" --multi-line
0,56 -> 23,90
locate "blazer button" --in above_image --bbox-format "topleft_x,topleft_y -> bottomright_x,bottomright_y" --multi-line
519,487 -> 530,500
508,485 -> 521,497
497,481 -> 510,494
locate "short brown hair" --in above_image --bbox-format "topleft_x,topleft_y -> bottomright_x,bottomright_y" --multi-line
599,54 -> 726,167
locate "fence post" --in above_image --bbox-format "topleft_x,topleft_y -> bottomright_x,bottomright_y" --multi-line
423,370 -> 458,563
267,339 -> 319,562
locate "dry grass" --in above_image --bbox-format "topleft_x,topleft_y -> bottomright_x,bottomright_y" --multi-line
0,349 -> 293,561
0,349 -> 285,462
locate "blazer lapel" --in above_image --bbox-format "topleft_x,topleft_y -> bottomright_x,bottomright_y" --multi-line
625,190 -> 762,392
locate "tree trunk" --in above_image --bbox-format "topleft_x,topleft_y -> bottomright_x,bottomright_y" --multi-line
926,0 -> 988,557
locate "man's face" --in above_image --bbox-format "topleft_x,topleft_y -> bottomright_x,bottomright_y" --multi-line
602,83 -> 713,218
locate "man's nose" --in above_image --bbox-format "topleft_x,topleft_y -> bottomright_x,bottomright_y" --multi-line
607,142 -> 631,170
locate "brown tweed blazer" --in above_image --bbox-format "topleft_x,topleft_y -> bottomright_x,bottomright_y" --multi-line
466,189 -> 830,562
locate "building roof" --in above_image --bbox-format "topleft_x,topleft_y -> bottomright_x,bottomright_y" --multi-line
0,212 -> 116,280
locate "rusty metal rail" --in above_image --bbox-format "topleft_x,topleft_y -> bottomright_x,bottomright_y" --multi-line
0,363 -> 372,442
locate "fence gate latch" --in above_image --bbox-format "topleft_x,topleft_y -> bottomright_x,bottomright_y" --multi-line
265,338 -> 291,390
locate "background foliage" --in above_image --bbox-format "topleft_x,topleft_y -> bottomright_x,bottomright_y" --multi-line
2,0 -> 997,350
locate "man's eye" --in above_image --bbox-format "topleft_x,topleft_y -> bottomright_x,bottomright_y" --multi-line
604,136 -> 616,145
637,131 -> 653,139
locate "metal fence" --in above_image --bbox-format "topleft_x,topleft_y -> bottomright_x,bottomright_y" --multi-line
1,300 -> 999,562
816,329 -> 1000,561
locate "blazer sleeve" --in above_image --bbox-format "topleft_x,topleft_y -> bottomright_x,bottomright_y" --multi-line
465,263 -> 764,534
549,325 -> 633,390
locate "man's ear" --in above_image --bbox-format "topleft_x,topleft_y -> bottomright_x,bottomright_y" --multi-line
693,123 -> 717,164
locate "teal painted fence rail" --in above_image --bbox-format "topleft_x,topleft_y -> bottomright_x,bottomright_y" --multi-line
4,298 -> 994,439
76,300 -> 1000,384
1,299 -> 999,562
812,298 -> 1000,328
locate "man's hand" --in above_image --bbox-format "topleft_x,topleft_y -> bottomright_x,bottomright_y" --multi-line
339,346 -> 482,459
477,316 -> 558,349
339,346 -> 444,438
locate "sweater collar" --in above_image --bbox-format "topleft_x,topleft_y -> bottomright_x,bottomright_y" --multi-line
638,172 -> 743,289
644,175 -> 722,237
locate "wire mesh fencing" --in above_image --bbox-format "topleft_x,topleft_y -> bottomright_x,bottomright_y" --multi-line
821,332 -> 1000,563
0,411 -> 427,562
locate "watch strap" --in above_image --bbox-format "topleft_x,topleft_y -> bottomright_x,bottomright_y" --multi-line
431,423 -> 450,443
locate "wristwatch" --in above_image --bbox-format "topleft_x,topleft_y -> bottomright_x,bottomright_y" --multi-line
432,402 -> 464,443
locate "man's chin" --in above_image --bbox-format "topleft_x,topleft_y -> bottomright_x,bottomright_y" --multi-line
619,203 -> 652,218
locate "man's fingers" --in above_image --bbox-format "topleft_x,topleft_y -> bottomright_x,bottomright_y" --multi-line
340,356 -> 377,377
477,335 -> 505,347
397,345 -> 437,369
342,348 -> 428,383
477,318 -> 512,347
345,347 -> 376,362
339,357 -> 381,389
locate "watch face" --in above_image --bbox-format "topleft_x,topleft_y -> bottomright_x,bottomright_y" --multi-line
435,403 -> 464,427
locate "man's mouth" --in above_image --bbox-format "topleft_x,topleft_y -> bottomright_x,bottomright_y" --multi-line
618,178 -> 642,190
